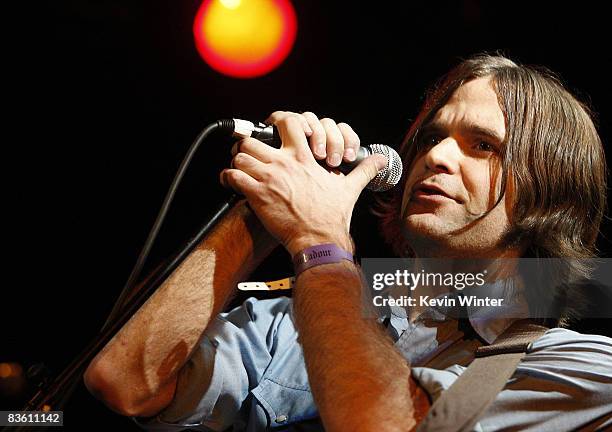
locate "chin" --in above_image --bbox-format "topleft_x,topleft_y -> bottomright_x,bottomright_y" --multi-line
402,216 -> 449,253
404,213 -> 453,238
402,214 -> 479,258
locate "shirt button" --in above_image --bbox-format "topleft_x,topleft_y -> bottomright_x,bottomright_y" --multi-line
275,415 -> 288,423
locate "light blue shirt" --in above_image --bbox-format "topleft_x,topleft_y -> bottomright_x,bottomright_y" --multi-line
134,296 -> 612,431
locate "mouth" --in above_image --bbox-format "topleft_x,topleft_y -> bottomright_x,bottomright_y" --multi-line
411,183 -> 458,203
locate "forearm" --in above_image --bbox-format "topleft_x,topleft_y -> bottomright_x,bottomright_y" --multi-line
293,260 -> 418,432
219,111 -> 420,428
85,200 -> 277,415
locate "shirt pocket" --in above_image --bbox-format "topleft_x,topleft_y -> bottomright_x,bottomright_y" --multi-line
250,341 -> 319,429
251,377 -> 319,429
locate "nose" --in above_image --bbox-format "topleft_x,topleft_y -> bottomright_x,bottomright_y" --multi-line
424,137 -> 460,174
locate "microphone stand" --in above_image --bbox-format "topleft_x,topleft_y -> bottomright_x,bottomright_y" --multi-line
3,193 -> 241,432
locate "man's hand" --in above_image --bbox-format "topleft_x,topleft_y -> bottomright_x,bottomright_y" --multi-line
265,111 -> 362,166
220,111 -> 387,256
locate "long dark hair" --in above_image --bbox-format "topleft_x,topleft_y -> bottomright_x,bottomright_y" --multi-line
375,54 -> 608,323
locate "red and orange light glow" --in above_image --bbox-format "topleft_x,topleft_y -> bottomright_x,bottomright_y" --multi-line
193,0 -> 297,78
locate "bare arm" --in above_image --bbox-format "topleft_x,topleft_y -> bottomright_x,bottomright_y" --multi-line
84,200 -> 277,417
221,112 -> 431,430
293,259 -> 429,432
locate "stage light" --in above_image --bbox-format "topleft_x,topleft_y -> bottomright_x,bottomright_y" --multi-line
0,362 -> 22,379
193,0 -> 297,78
0,363 -> 12,378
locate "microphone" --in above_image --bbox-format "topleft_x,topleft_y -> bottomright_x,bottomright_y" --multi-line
229,118 -> 403,192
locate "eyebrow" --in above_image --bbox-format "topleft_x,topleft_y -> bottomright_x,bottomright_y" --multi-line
422,121 -> 505,145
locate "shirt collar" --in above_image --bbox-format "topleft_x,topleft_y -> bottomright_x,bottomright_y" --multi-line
387,277 -> 529,344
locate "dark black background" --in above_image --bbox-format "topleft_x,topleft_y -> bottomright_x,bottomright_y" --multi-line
5,0 -> 611,429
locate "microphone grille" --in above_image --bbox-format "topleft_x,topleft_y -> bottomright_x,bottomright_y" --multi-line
367,144 -> 403,192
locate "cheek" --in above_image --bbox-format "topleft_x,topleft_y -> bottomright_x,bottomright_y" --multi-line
463,160 -> 502,210
400,158 -> 425,217
485,196 -> 512,233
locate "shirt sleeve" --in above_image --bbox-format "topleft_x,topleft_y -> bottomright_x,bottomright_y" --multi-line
132,296 -> 295,432
412,328 -> 612,431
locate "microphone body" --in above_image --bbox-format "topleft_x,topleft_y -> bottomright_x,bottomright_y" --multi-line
230,118 -> 403,191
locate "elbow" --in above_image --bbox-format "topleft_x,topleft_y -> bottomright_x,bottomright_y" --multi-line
83,359 -> 176,418
83,360 -> 141,417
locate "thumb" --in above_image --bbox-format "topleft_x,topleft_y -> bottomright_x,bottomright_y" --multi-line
347,153 -> 388,193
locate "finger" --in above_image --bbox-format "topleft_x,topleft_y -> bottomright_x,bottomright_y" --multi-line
346,154 -> 388,194
265,111 -> 312,137
231,137 -> 278,162
275,115 -> 313,160
320,117 -> 344,167
219,168 -> 260,196
264,111 -> 288,125
301,111 -> 327,159
337,122 -> 360,163
232,152 -> 269,181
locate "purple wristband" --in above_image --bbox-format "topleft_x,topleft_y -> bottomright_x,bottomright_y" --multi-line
292,243 -> 354,275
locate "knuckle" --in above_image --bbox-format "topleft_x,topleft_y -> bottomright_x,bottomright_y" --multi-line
321,120 -> 342,142
315,120 -> 327,131
260,169 -> 272,182
329,139 -> 343,151
240,137 -> 257,152
301,111 -> 318,120
295,151 -> 312,164
278,116 -> 296,127
338,124 -> 360,148
266,111 -> 286,124
237,138 -> 249,149
311,123 -> 326,135
292,113 -> 309,126
225,170 -> 240,184
275,155 -> 288,169
232,152 -> 249,168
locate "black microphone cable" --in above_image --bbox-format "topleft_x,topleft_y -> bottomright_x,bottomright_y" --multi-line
14,119 -> 244,428
101,115 -> 400,329
102,119 -> 236,330
13,117 -> 401,421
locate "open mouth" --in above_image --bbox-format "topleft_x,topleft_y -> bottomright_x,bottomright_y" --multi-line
412,184 -> 456,202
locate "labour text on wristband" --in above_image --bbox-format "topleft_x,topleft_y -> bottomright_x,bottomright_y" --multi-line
292,243 -> 354,276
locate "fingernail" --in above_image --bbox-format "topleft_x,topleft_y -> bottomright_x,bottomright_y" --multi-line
316,143 -> 326,157
329,152 -> 342,166
375,155 -> 388,170
344,148 -> 356,161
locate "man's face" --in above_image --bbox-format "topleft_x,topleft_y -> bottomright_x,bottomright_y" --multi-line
401,77 -> 514,258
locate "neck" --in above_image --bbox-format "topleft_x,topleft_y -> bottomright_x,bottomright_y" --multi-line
405,250 -> 524,323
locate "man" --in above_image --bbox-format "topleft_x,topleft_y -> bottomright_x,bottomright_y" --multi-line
84,54 -> 612,431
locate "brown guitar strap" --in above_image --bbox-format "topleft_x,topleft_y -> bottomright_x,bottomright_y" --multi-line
416,320 -> 549,432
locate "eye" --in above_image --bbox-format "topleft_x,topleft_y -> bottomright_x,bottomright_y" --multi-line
419,133 -> 442,149
475,141 -> 496,152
